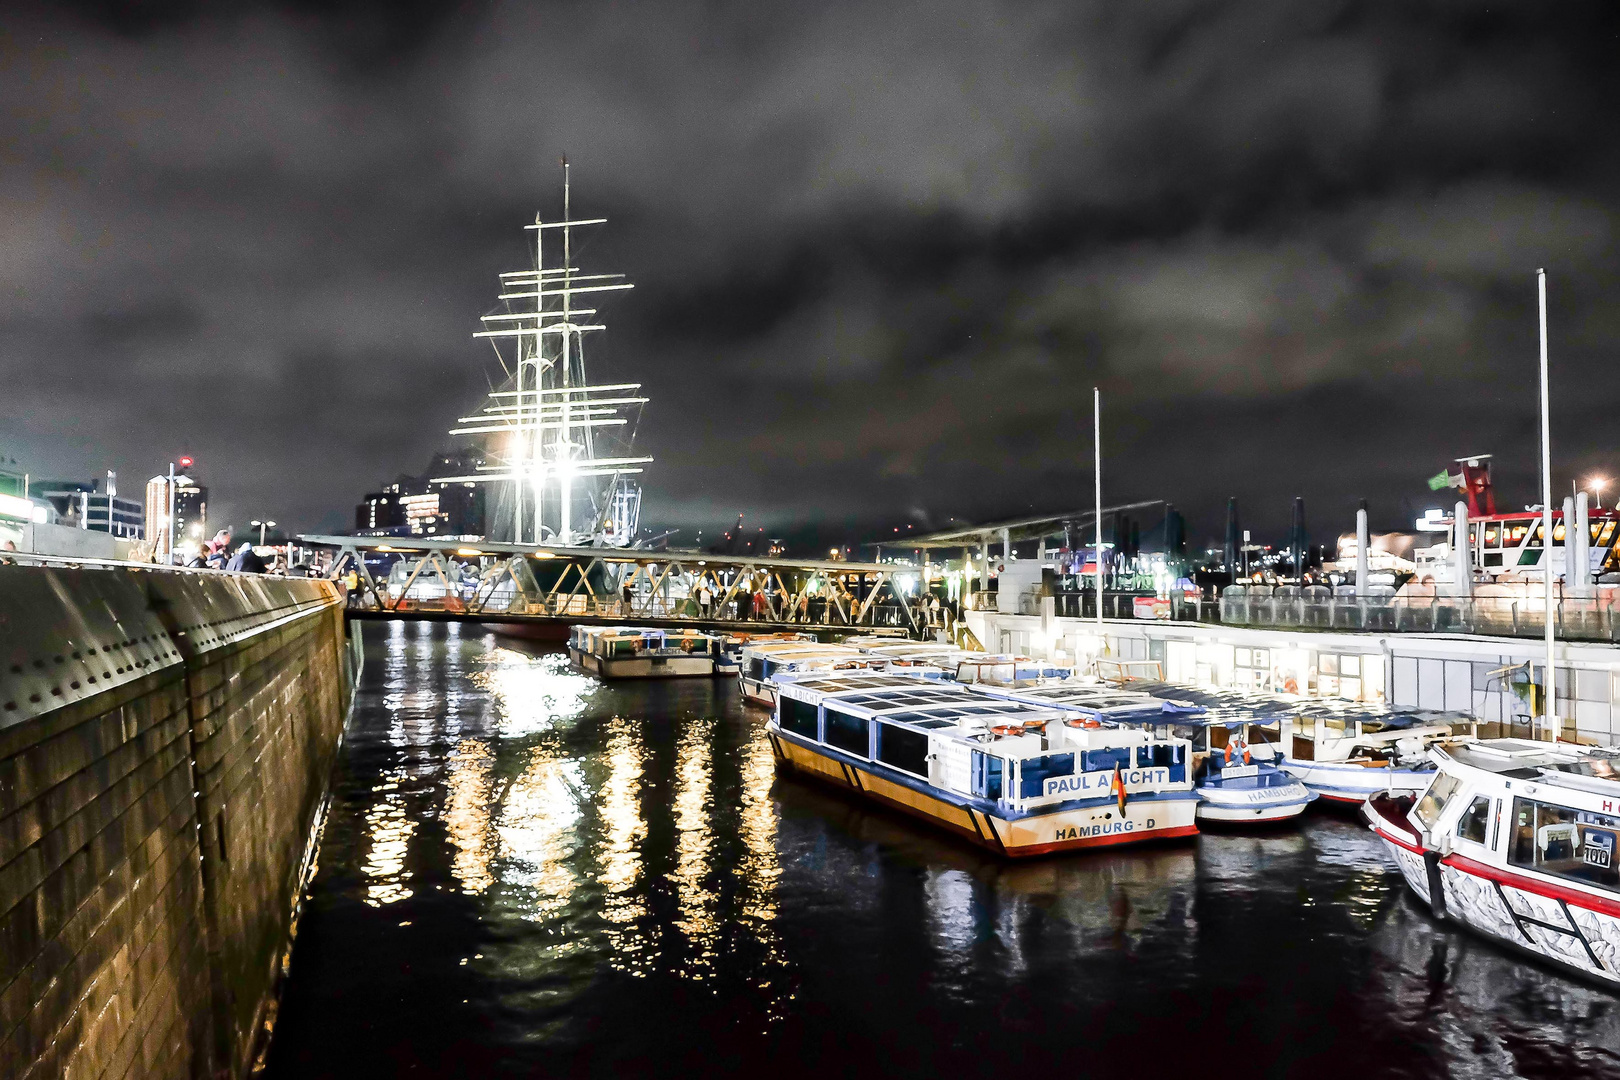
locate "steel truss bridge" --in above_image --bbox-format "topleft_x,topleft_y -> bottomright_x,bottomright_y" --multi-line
295,535 -> 925,636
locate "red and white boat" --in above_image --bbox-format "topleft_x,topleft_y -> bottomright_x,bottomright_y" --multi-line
1413,456 -> 1620,585
1364,739 -> 1620,986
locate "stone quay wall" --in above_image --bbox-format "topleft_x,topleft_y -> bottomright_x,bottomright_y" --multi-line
0,565 -> 356,1080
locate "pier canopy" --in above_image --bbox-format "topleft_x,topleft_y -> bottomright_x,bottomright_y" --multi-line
904,500 -> 1165,550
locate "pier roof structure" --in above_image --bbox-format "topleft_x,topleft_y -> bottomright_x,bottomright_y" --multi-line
903,500 -> 1165,550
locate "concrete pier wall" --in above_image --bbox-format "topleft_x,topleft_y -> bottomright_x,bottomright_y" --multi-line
0,565 -> 355,1080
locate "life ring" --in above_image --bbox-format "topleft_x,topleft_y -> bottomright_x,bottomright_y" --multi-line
1223,737 -> 1252,766
990,724 -> 1024,738
1065,717 -> 1102,729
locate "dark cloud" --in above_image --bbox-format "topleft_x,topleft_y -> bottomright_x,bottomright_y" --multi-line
2,0 -> 1618,548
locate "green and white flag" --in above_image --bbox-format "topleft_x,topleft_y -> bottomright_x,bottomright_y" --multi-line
1427,470 -> 1455,491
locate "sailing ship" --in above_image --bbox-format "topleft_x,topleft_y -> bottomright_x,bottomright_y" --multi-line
434,161 -> 651,547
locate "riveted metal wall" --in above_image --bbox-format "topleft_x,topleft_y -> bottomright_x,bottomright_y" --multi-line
0,564 -> 349,1080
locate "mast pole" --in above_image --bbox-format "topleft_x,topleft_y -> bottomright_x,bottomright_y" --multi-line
1094,386 -> 1104,652
558,157 -> 574,545
1538,268 -> 1558,741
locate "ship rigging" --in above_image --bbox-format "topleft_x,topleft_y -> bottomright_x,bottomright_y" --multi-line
434,160 -> 651,546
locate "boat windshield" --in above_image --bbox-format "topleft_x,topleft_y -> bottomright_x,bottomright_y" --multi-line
1413,771 -> 1465,830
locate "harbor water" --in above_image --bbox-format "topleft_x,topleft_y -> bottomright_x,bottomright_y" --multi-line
265,622 -> 1620,1078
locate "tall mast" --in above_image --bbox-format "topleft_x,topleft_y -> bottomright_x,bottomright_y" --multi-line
559,157 -> 573,544
1538,268 -> 1556,741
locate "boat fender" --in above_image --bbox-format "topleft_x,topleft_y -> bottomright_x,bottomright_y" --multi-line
1422,850 -> 1448,920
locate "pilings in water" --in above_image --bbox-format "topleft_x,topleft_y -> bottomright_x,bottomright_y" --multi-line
0,565 -> 357,1080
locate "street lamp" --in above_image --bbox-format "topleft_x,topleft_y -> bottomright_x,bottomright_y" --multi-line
251,519 -> 277,546
1590,477 -> 1608,510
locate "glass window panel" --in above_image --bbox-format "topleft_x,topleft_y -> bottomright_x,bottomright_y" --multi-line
823,708 -> 870,757
780,696 -> 820,739
1414,772 -> 1463,830
1457,796 -> 1491,844
1340,655 -> 1361,676
1509,798 -> 1620,891
877,723 -> 930,777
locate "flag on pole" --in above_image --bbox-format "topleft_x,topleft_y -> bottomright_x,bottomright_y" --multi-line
1426,470 -> 1453,491
1110,764 -> 1128,815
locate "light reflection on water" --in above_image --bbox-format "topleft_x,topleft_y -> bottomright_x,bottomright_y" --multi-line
269,624 -> 1620,1080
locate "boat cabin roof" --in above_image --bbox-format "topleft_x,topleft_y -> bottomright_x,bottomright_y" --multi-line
1444,739 -> 1620,784
777,672 -> 1167,756
1128,681 -> 1470,731
969,680 -> 1203,724
740,641 -> 862,660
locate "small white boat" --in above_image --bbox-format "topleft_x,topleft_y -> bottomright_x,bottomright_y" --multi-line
1364,739 -> 1620,988
768,671 -> 1199,857
568,625 -> 725,679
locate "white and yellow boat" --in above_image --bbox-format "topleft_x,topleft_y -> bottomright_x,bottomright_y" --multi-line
768,672 -> 1199,857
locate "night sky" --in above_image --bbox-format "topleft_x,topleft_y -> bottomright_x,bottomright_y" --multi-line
4,1 -> 1619,552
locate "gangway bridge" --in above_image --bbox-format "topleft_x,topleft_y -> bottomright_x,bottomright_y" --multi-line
296,534 -> 928,638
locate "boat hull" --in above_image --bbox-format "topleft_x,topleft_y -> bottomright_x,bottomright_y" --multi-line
740,676 -> 777,706
570,646 -> 715,679
769,728 -> 1198,857
1364,795 -> 1620,988
1282,758 -> 1433,803
1195,769 -> 1315,823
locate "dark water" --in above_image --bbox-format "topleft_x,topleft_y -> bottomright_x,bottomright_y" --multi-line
265,623 -> 1620,1079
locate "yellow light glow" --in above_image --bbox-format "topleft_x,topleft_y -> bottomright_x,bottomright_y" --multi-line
533,550 -> 555,559
456,547 -> 484,556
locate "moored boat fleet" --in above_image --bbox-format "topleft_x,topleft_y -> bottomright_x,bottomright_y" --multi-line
567,620 -> 1620,986
568,624 -> 1475,843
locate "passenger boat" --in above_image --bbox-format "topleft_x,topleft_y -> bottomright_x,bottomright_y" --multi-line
1128,681 -> 1474,804
739,641 -> 884,706
973,682 -> 1315,823
718,631 -> 816,678
1364,739 -> 1620,987
568,625 -> 725,679
768,671 -> 1199,856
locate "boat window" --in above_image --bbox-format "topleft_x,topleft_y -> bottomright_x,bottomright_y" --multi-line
1456,796 -> 1491,844
1602,522 -> 1617,547
1019,753 -> 1077,798
876,722 -> 930,778
1508,798 -> 1620,891
1413,771 -> 1464,830
1483,523 -> 1501,548
1553,521 -> 1566,543
780,696 -> 820,740
970,751 -> 1003,801
748,658 -> 766,680
823,708 -> 870,758
1082,747 -> 1133,773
